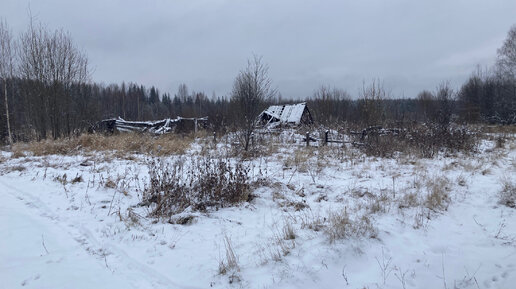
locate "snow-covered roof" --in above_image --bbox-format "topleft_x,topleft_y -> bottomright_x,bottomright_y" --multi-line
261,102 -> 308,125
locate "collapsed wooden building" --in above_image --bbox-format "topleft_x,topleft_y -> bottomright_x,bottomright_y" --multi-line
91,116 -> 208,135
257,102 -> 313,128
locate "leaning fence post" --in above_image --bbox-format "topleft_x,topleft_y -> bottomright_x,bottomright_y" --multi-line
324,130 -> 329,146
306,132 -> 310,147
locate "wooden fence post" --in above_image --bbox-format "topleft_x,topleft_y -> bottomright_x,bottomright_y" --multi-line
324,130 -> 329,146
306,132 -> 310,147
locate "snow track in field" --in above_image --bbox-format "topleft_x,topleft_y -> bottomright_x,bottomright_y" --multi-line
0,180 -> 201,289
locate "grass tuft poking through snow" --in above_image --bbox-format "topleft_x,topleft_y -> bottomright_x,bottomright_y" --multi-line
499,178 -> 516,208
424,175 -> 451,212
325,208 -> 378,243
218,235 -> 240,276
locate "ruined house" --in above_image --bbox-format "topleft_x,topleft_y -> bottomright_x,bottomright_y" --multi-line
91,116 -> 208,135
257,102 -> 313,128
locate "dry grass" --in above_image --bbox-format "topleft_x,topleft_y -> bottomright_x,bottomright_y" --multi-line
11,149 -> 26,158
11,133 -> 195,157
495,136 -> 507,149
300,210 -> 326,232
424,176 -> 451,211
218,235 -> 240,275
324,208 -> 377,243
456,174 -> 467,187
282,219 -> 296,240
281,147 -> 326,184
264,219 -> 298,262
367,191 -> 391,214
5,164 -> 26,173
499,178 -> 516,208
254,135 -> 282,157
510,141 -> 516,151
282,148 -> 313,172
479,125 -> 516,135
449,159 -> 482,174
398,192 -> 420,209
479,125 -> 516,151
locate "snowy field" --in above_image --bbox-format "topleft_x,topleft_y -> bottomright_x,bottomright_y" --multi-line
1,133 -> 515,289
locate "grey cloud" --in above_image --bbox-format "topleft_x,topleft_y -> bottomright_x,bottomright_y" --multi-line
1,0 -> 515,98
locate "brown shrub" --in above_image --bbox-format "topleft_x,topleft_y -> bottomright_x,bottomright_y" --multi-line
11,147 -> 26,158
499,179 -> 516,208
143,156 -> 252,218
355,124 -> 478,158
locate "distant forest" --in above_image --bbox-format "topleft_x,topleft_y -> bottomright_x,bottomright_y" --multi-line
1,19 -> 515,143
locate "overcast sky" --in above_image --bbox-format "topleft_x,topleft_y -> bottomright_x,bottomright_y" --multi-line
2,0 -> 515,99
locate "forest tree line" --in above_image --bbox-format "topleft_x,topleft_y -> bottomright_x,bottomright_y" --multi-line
0,19 -> 515,144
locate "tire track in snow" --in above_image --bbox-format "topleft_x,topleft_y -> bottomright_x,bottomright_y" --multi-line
0,178 -> 203,289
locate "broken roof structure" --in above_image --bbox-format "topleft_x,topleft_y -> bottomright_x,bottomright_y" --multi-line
91,116 -> 208,135
258,102 -> 313,128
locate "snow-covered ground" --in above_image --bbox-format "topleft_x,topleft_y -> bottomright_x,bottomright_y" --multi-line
1,135 -> 515,289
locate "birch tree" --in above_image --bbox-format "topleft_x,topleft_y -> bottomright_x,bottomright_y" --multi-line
0,19 -> 15,145
19,20 -> 89,139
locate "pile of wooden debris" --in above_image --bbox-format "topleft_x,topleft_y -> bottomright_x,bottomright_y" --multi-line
90,116 -> 208,135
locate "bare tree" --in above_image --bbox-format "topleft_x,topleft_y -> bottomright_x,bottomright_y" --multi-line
416,90 -> 436,123
311,85 -> 351,125
231,56 -> 276,151
0,19 -> 15,145
496,24 -> 516,79
435,81 -> 454,128
18,20 -> 89,139
495,25 -> 516,124
176,83 -> 189,101
359,79 -> 386,126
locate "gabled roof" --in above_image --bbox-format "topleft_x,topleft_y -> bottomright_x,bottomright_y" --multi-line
260,102 -> 308,125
